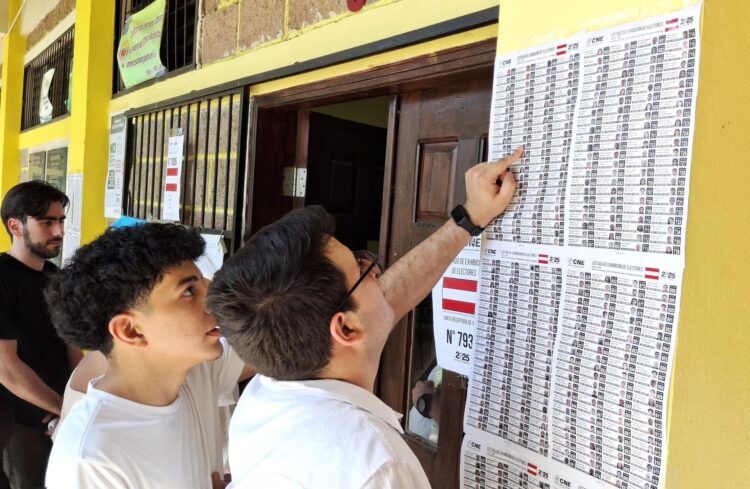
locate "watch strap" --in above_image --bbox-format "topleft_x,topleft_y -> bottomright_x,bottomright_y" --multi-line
451,204 -> 484,237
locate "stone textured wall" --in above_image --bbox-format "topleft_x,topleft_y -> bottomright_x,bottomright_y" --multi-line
26,0 -> 75,53
200,0 -> 382,65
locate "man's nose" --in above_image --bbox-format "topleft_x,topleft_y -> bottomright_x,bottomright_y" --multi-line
52,221 -> 65,237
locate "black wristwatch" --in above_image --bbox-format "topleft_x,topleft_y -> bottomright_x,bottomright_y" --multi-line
451,204 -> 484,237
416,393 -> 433,419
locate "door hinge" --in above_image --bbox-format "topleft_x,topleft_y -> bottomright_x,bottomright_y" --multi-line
282,167 -> 307,198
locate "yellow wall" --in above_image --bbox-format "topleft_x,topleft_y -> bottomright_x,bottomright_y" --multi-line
109,0 -> 500,112
497,0 -> 749,487
0,0 -> 26,251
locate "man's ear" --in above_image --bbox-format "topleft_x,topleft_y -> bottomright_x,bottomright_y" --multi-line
329,311 -> 362,347
108,313 -> 147,348
6,217 -> 24,239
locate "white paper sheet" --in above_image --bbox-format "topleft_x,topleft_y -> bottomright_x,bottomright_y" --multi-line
462,5 -> 700,489
61,173 -> 83,265
105,113 -> 128,219
195,233 -> 225,280
162,134 -> 184,221
432,236 -> 482,375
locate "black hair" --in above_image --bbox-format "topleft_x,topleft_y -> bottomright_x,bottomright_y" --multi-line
1,180 -> 69,237
44,223 -> 205,355
207,205 -> 351,381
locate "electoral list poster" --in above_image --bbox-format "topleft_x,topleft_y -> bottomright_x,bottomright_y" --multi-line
461,5 -> 700,489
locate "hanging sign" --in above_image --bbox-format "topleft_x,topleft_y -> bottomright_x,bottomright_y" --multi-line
105,113 -> 128,219
431,236 -> 481,376
116,0 -> 167,88
39,68 -> 55,123
162,131 -> 184,221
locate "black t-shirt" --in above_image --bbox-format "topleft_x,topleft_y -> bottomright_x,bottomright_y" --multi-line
0,253 -> 70,430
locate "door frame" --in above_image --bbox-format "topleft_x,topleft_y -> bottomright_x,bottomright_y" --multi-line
244,38 -> 496,489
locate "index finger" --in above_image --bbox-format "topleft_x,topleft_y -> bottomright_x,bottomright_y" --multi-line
492,145 -> 525,173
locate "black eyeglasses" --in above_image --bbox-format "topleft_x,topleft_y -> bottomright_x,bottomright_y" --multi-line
337,250 -> 383,310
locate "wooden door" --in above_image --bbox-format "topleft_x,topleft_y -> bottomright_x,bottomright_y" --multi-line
306,112 -> 387,251
378,75 -> 492,488
246,109 -> 299,236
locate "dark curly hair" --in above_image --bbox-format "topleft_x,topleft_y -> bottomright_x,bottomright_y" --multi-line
44,223 -> 205,355
206,206 -> 352,381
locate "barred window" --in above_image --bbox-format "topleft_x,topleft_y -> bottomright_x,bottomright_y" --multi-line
21,26 -> 74,130
124,91 -> 245,251
114,0 -> 197,93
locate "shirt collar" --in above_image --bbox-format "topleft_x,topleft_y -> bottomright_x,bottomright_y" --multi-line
256,375 -> 404,433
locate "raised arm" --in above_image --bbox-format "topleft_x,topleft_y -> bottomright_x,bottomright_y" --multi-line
0,339 -> 63,415
380,146 -> 523,322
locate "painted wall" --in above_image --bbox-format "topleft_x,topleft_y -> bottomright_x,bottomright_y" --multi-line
109,0 -> 501,113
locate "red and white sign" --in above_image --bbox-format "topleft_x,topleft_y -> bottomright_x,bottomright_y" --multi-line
665,18 -> 679,31
432,238 -> 481,376
162,134 -> 184,221
645,267 -> 660,280
442,277 -> 478,315
556,44 -> 567,56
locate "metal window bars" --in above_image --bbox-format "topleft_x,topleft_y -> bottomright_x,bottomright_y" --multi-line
123,90 -> 246,252
114,0 -> 197,93
21,26 -> 74,130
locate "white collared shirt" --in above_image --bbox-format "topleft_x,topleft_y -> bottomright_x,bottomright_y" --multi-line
228,375 -> 432,489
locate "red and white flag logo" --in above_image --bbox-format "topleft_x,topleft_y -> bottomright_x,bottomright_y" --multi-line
538,254 -> 549,264
442,277 -> 477,315
645,267 -> 659,280
665,18 -> 679,32
527,462 -> 538,476
556,44 -> 567,56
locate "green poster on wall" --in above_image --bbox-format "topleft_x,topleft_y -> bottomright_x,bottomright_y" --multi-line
28,152 -> 46,181
116,0 -> 167,89
45,148 -> 68,193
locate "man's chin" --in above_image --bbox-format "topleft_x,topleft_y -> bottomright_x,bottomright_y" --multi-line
28,243 -> 62,259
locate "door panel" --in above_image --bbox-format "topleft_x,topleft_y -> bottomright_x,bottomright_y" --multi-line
247,109 -> 298,236
378,75 -> 492,489
415,140 -> 458,224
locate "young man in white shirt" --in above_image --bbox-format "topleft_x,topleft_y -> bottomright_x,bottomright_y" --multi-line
43,223 -> 253,489
207,147 -> 523,488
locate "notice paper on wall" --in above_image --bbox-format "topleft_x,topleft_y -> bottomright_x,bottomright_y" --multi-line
432,236 -> 482,376
462,4 -> 701,489
195,233 -> 226,280
162,132 -> 184,221
105,113 -> 128,219
61,173 -> 83,265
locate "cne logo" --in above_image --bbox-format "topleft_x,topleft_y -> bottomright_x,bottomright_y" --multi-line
591,36 -> 604,43
556,476 -> 572,487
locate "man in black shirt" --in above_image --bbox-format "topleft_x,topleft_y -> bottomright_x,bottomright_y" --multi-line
0,181 -> 81,488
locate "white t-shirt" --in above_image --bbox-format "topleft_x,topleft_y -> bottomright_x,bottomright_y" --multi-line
227,375 -> 431,489
46,339 -> 244,489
